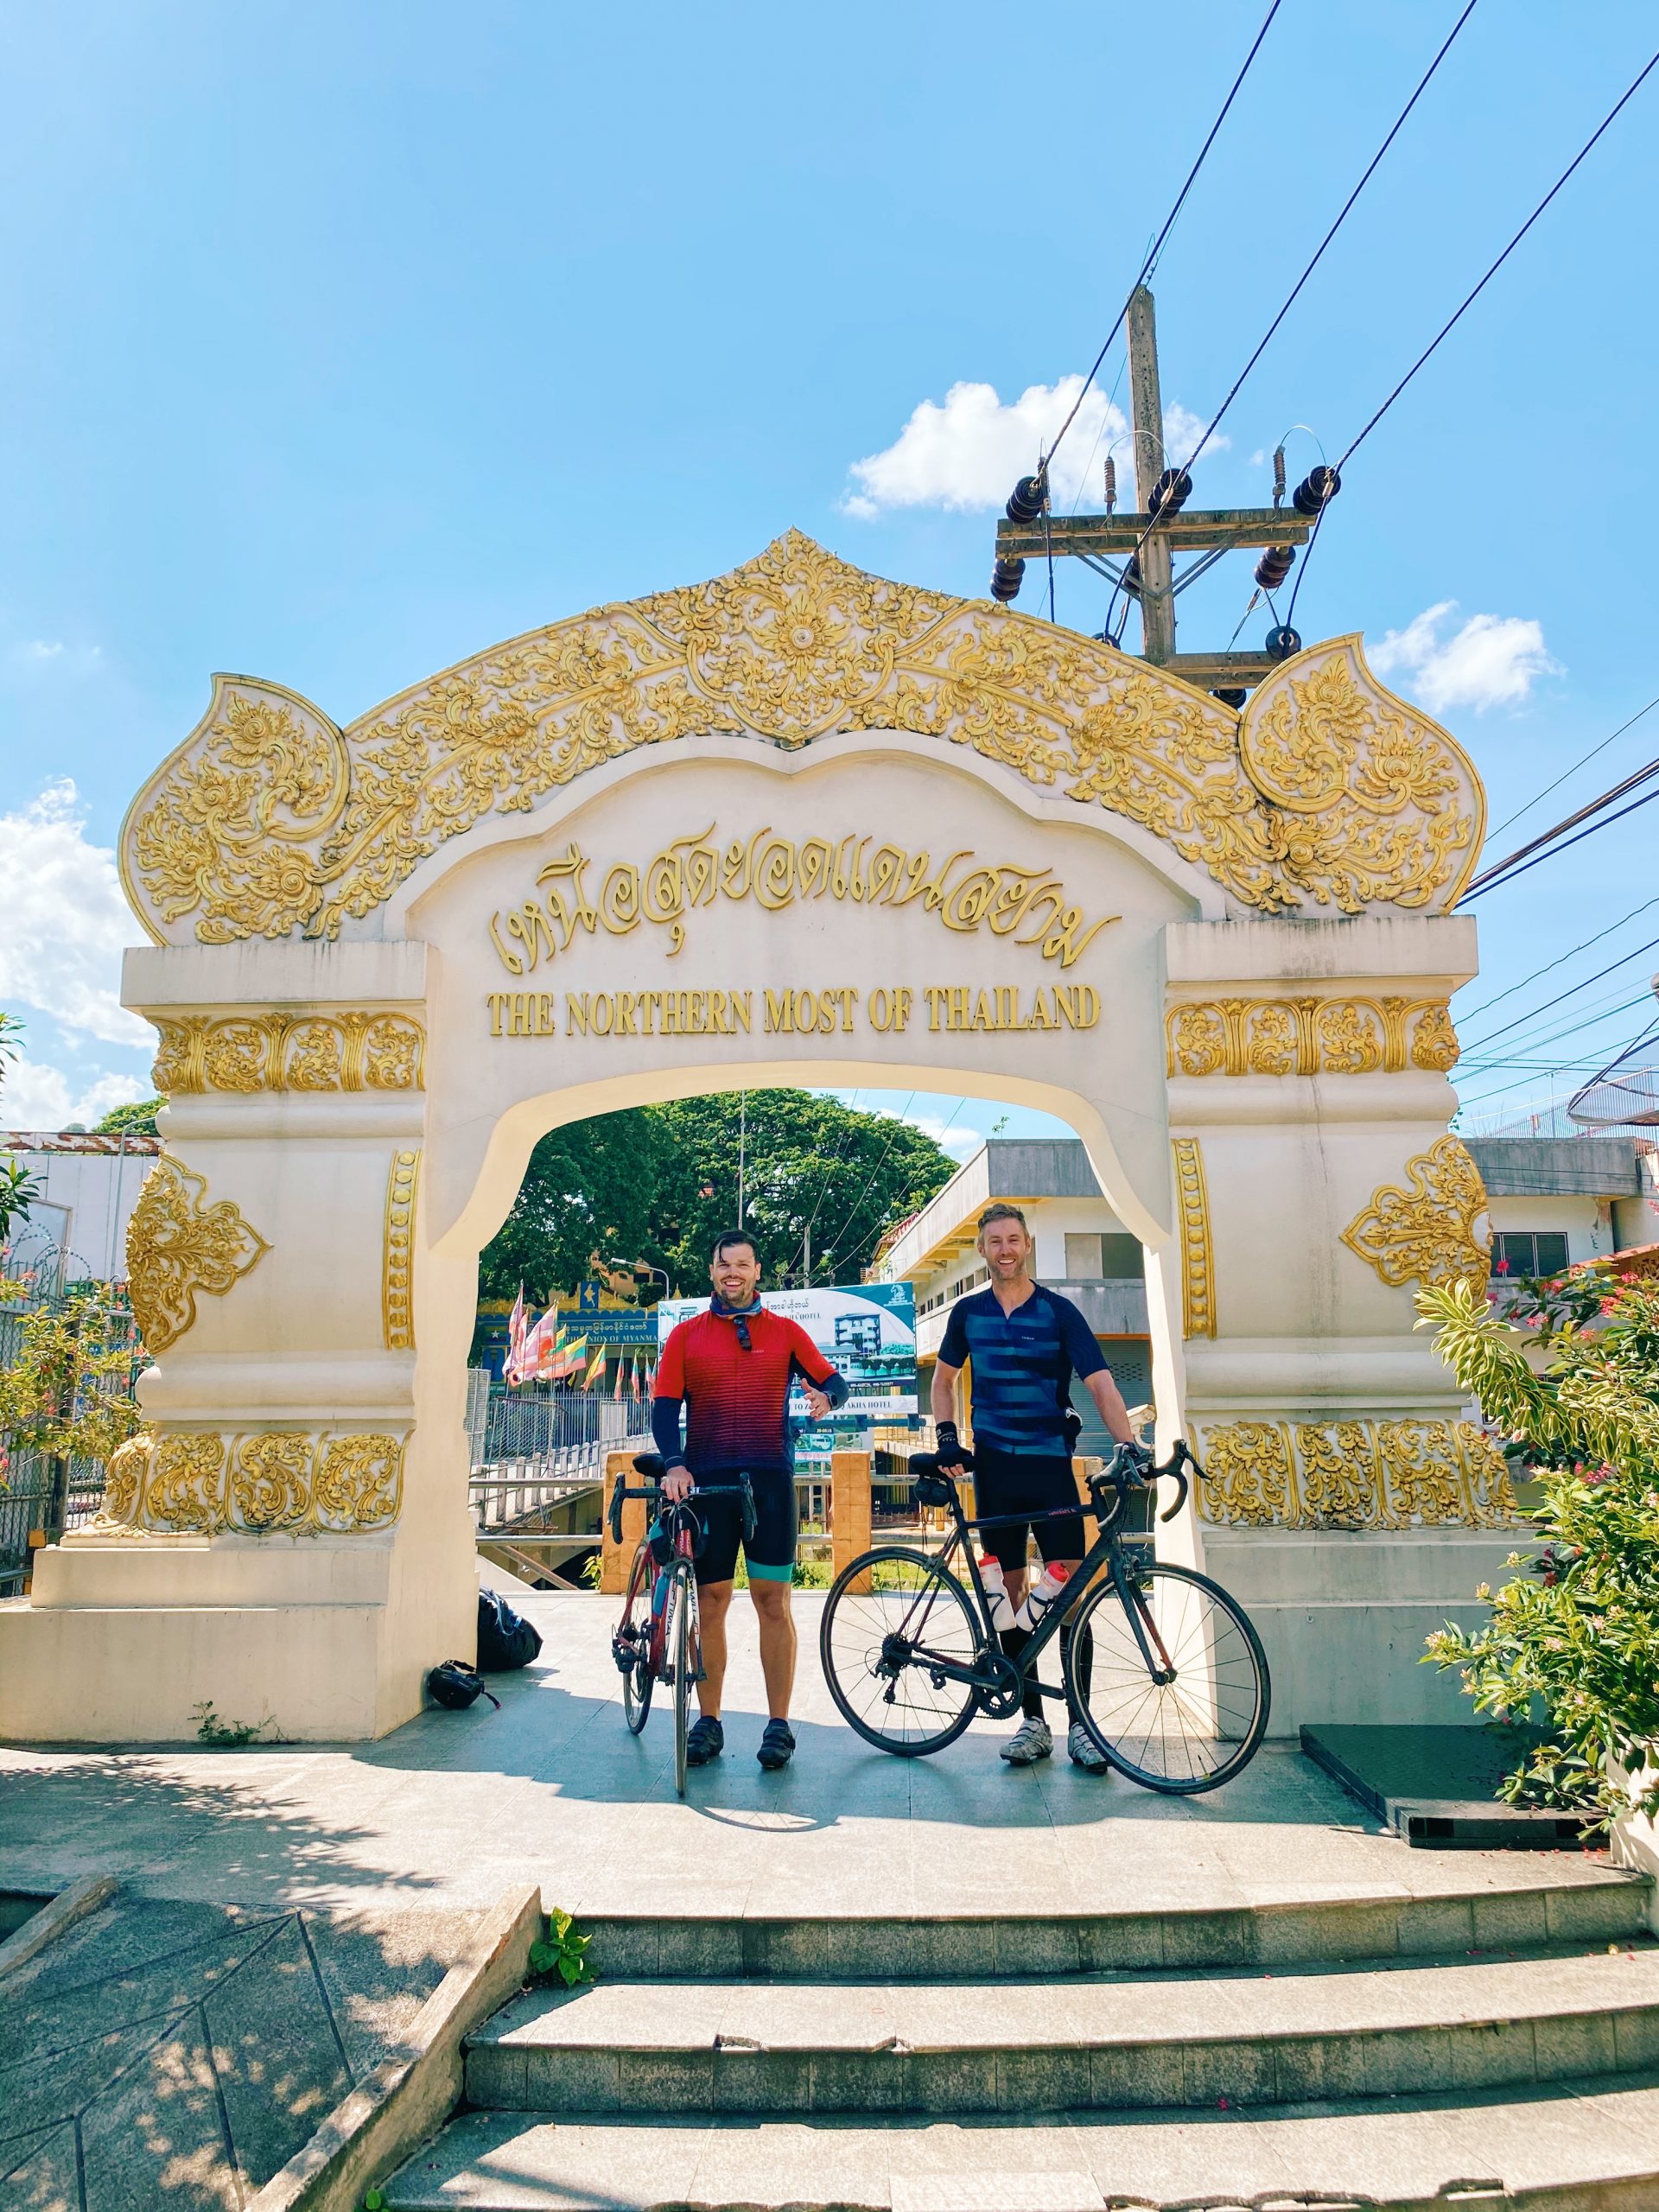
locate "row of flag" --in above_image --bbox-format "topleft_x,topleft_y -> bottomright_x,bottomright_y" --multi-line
505,1287 -> 656,1397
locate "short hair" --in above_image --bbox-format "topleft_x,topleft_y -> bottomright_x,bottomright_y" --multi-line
976,1203 -> 1029,1236
710,1230 -> 759,1263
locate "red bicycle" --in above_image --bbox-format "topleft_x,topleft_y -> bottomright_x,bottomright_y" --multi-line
609,1452 -> 754,1796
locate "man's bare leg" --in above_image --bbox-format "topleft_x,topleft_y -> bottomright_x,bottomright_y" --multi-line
696,1579 -> 733,1718
749,1578 -> 796,1720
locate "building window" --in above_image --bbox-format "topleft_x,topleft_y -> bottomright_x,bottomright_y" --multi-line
1065,1233 -> 1103,1279
1491,1230 -> 1571,1280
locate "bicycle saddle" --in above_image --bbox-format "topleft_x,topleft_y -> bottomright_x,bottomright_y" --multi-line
632,1452 -> 666,1480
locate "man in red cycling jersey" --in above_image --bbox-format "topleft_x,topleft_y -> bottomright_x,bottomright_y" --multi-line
653,1230 -> 848,1770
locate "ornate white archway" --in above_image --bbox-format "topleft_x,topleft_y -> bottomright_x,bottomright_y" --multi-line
0,535 -> 1516,1742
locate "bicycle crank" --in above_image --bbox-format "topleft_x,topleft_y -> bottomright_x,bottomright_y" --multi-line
973,1649 -> 1025,1719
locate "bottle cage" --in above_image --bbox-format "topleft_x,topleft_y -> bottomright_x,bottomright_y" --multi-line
649,1500 -> 706,1566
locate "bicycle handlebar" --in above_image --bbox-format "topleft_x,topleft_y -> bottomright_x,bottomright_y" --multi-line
1090,1440 -> 1198,1526
607,1468 -> 757,1546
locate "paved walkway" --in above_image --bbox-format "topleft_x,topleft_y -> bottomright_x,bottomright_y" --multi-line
0,1593 -> 1619,1924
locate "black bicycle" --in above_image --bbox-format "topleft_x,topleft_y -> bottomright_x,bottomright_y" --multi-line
608,1453 -> 755,1796
818,1440 -> 1269,1793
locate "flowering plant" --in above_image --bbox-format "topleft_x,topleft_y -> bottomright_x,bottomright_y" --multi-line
1415,1268 -> 1659,1821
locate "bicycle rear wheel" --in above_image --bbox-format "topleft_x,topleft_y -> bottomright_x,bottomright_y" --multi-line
620,1541 -> 654,1735
671,1560 -> 698,1796
1066,1561 -> 1269,1794
820,1546 -> 982,1757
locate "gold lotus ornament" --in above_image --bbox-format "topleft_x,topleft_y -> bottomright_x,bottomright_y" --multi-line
125,1157 -> 271,1354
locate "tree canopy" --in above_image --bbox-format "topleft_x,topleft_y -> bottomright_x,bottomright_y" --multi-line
479,1089 -> 957,1305
93,1098 -> 165,1135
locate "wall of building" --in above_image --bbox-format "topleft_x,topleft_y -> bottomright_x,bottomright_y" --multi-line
2,1137 -> 159,1281
1485,1193 -> 1612,1270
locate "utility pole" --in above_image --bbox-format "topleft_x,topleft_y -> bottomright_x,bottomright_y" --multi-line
737,1092 -> 747,1231
804,1224 -> 811,1287
1125,286 -> 1174,665
992,283 -> 1328,697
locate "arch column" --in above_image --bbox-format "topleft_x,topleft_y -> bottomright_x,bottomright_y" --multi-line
0,942 -> 470,1742
1163,913 -> 1522,1728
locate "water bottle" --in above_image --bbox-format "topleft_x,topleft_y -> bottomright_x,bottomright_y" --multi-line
977,1555 -> 1015,1631
1012,1560 -> 1071,1633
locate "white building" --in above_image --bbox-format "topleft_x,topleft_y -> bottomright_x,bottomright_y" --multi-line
0,1130 -> 161,1284
872,1131 -> 1658,1446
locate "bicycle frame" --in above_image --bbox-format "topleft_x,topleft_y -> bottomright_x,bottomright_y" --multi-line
899,1458 -> 1190,1708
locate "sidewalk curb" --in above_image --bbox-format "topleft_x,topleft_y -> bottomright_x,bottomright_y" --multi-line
248,1881 -> 543,2212
0,1872 -> 118,1981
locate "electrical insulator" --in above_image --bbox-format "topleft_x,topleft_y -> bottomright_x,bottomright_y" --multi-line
1292,463 -> 1341,516
1265,623 -> 1302,661
1272,445 -> 1287,508
1255,545 -> 1295,591
1147,467 -> 1192,518
1122,554 -> 1143,599
990,557 -> 1026,603
1104,455 -> 1117,512
1212,688 -> 1248,709
1005,473 -> 1048,525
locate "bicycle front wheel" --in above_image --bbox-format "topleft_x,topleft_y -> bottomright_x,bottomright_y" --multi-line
1067,1561 -> 1269,1794
671,1561 -> 698,1796
620,1542 -> 654,1735
820,1546 -> 982,1757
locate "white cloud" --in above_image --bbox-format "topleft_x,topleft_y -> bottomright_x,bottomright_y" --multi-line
841,375 -> 1224,518
0,780 -> 152,1046
903,1111 -> 984,1162
0,1054 -> 144,1134
1371,601 -> 1561,715
8,639 -> 100,668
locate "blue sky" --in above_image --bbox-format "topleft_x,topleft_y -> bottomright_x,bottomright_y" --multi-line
2,1 -> 1656,1157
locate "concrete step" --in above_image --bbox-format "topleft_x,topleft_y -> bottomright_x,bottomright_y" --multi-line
383,2075 -> 1659,2210
466,1942 -> 1659,2117
576,1870 -> 1650,1980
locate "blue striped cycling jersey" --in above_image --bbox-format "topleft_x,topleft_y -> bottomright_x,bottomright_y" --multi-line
938,1281 -> 1109,1455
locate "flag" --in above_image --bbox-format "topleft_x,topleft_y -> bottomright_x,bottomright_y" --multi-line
631,1351 -> 644,1401
539,1323 -> 587,1381
583,1343 -> 607,1389
505,1286 -> 528,1385
612,1348 -> 626,1399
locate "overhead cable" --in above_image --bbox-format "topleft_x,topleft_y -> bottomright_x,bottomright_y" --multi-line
1041,0 -> 1286,474
1487,693 -> 1659,841
1458,934 -> 1659,1055
1459,752 -> 1659,901
1285,46 -> 1659,634
1455,893 -> 1659,1023
1103,1 -> 1479,642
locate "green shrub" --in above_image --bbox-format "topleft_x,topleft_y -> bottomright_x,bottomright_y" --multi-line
1416,1269 -> 1659,1820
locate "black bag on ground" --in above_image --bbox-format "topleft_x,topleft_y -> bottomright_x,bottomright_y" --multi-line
477,1588 -> 543,1671
427,1659 -> 499,1711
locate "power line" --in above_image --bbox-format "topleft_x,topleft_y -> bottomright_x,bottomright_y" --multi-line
1104,1 -> 1479,643
1337,47 -> 1659,474
1459,762 -> 1659,901
1285,47 -> 1659,636
1042,0 -> 1286,473
812,1092 -> 921,1275
1457,986 -> 1659,1077
836,1099 -> 972,1276
785,1090 -> 862,1283
1487,693 -> 1659,841
1458,934 -> 1659,1056
1455,893 -> 1659,1024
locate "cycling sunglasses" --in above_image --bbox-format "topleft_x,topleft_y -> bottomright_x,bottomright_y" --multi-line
731,1313 -> 753,1351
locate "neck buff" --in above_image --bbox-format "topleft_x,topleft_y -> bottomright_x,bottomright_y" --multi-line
709,1292 -> 764,1318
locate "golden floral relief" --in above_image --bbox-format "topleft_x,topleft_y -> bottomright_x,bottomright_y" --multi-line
383,1148 -> 420,1351
96,1427 -> 406,1535
1339,1135 -> 1490,1297
1195,1417 -> 1517,1528
1166,996 -> 1459,1078
125,1158 -> 270,1355
122,534 -> 1484,945
150,1010 -> 425,1094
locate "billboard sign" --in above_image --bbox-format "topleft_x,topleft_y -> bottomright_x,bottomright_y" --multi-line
656,1281 -> 918,1424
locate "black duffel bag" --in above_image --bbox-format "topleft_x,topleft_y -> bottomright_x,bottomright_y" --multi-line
477,1588 -> 543,1671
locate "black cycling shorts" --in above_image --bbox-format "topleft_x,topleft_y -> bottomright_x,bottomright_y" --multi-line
691,1468 -> 796,1588
973,1443 -> 1084,1574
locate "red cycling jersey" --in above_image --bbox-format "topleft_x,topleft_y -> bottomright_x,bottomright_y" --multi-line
653,1306 -> 840,1474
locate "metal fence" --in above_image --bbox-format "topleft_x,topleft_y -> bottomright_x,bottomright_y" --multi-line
466,1372 -> 652,1537
0,1240 -> 143,1599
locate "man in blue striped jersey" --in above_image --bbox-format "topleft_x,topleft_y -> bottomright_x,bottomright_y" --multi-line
931,1202 -> 1142,1770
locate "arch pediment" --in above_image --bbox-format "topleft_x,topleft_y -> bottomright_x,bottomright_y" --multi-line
120,529 -> 1484,945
